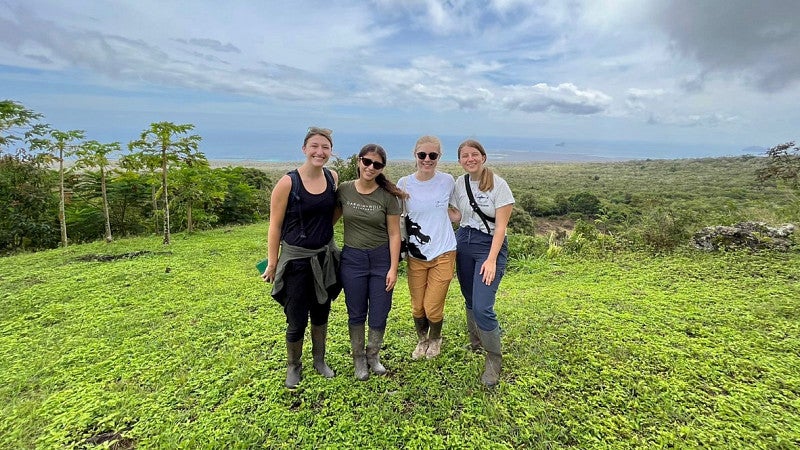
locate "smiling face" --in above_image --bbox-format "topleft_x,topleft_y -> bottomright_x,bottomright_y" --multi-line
458,144 -> 486,177
358,151 -> 384,182
414,141 -> 440,178
302,134 -> 333,167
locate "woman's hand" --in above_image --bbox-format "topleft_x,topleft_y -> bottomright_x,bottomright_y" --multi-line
479,259 -> 497,286
262,264 -> 277,283
385,268 -> 397,291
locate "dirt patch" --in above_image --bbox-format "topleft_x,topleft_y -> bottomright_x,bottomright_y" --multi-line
75,250 -> 172,262
536,217 -> 576,236
83,431 -> 135,449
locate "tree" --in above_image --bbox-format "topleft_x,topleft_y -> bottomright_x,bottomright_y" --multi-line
104,168 -> 152,237
41,129 -> 85,247
119,151 -> 164,233
171,156 -> 225,232
0,101 -> 57,252
128,122 -> 202,244
0,100 -> 48,155
213,167 -> 270,224
73,140 -> 120,242
330,154 -> 359,182
758,141 -> 800,190
0,153 -> 58,252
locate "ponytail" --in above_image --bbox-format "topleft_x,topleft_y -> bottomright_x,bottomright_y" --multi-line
377,174 -> 409,200
479,167 -> 494,192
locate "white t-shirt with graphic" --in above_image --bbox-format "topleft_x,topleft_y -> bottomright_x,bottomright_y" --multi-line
452,173 -> 515,235
398,172 -> 458,261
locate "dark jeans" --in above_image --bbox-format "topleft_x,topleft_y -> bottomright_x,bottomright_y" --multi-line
455,227 -> 507,331
340,244 -> 393,329
282,258 -> 332,342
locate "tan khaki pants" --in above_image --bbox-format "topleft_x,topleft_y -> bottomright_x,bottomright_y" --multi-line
407,251 -> 456,322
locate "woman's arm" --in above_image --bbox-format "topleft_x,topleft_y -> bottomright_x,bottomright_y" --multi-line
385,214 -> 401,291
263,175 -> 291,282
333,205 -> 343,225
448,205 -> 462,223
479,203 -> 513,285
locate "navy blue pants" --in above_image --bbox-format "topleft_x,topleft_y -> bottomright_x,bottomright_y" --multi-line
282,258 -> 332,342
455,227 -> 508,331
340,244 -> 393,329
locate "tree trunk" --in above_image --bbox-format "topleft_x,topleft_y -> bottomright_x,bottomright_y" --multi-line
187,202 -> 194,233
151,183 -> 158,232
101,166 -> 112,243
58,148 -> 68,247
161,147 -> 171,245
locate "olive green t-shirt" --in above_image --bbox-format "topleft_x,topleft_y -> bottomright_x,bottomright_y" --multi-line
337,181 -> 402,250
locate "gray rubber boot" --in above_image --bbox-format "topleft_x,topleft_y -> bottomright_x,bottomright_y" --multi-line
411,316 -> 430,360
465,309 -> 483,353
311,323 -> 335,378
426,320 -> 443,359
348,324 -> 369,381
285,339 -> 303,389
478,326 -> 502,387
366,327 -> 387,375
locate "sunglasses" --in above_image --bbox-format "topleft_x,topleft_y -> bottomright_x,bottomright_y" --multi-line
360,156 -> 385,170
416,151 -> 440,161
307,126 -> 333,136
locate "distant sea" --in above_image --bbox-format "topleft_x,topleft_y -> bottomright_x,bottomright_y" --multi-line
198,131 -> 763,164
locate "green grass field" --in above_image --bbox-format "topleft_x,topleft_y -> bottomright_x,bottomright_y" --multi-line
2,222 -> 799,449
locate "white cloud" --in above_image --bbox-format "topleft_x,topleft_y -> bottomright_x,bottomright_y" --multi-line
502,83 -> 612,115
1,0 -> 799,153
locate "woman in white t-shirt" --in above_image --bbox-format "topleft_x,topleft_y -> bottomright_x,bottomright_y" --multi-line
451,139 -> 514,387
397,135 -> 458,360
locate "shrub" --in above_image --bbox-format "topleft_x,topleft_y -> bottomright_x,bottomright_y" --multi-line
0,154 -> 59,252
508,206 -> 536,235
507,234 -> 548,260
568,191 -> 601,216
624,207 -> 692,252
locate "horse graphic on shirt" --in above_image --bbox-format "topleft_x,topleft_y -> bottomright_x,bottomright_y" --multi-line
404,215 -> 429,261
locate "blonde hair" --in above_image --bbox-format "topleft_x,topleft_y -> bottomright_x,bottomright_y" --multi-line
457,139 -> 494,191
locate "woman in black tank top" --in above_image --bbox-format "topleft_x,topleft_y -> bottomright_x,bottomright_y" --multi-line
261,127 -> 340,389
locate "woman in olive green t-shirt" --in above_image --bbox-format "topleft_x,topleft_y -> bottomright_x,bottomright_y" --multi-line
335,144 -> 406,381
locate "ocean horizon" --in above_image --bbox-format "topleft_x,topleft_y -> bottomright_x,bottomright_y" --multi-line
198,131 -> 763,163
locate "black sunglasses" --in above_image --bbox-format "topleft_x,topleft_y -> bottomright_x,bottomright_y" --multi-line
360,156 -> 385,170
416,151 -> 439,161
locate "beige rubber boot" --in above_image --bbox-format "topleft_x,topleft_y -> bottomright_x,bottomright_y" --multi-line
311,323 -> 335,378
366,327 -> 387,375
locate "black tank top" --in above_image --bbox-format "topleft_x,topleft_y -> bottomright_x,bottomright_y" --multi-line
281,169 -> 335,249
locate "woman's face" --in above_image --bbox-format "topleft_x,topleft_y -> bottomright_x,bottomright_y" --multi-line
303,134 -> 332,167
415,142 -> 440,176
358,151 -> 384,182
458,145 -> 485,176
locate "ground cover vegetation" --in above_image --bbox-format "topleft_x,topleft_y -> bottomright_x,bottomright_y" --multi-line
2,100 -> 800,447
1,223 -> 799,448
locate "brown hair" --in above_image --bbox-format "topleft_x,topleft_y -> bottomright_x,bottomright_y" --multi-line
358,144 -> 408,199
304,126 -> 333,147
457,139 -> 494,191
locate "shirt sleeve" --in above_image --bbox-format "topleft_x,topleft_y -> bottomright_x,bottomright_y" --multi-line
386,189 -> 402,215
494,176 -> 515,208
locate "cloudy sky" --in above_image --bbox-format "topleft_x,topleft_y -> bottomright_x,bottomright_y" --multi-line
2,0 -> 799,160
